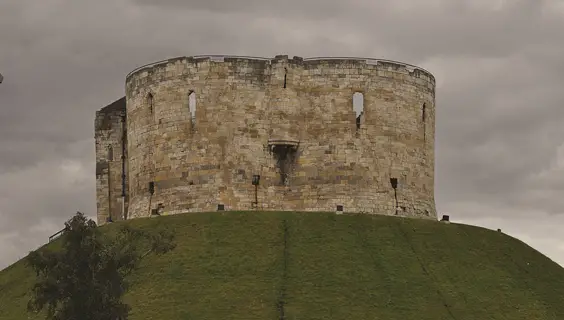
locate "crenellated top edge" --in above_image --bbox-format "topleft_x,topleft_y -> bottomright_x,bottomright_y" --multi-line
125,55 -> 435,83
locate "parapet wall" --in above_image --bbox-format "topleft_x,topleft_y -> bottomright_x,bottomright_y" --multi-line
98,54 -> 436,224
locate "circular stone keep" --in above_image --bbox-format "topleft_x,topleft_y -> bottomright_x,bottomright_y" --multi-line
96,55 -> 437,223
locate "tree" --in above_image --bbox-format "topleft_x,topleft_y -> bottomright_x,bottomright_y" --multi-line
27,212 -> 176,320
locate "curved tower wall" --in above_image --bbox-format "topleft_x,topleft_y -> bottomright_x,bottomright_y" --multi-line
122,55 -> 436,220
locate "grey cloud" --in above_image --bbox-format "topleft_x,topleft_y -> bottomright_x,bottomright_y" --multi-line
131,0 -> 359,20
0,139 -> 94,233
131,0 -> 561,60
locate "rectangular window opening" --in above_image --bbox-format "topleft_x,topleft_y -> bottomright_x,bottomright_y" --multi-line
188,91 -> 196,128
353,92 -> 364,132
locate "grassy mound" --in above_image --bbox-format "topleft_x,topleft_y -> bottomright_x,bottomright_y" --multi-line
1,211 -> 564,319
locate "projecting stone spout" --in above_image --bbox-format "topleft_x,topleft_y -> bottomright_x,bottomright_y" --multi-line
267,139 -> 299,153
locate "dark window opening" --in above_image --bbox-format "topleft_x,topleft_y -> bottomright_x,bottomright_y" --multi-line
188,91 -> 196,127
107,146 -> 113,161
390,177 -> 398,215
353,92 -> 364,131
252,175 -> 260,186
151,203 -> 164,216
272,145 -> 297,186
422,103 -> 426,122
390,178 -> 398,189
283,68 -> 287,88
147,93 -> 153,114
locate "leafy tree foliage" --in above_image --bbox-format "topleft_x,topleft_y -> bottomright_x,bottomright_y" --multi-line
27,212 -> 176,320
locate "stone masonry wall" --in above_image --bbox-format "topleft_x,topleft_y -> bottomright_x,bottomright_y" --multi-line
95,97 -> 128,225
101,54 -> 436,224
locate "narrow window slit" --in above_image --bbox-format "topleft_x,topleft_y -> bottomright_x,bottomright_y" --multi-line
353,92 -> 364,132
147,93 -> 154,114
283,68 -> 287,88
188,90 -> 196,128
422,103 -> 427,142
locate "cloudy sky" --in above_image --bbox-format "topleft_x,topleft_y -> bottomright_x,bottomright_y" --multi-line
1,0 -> 564,270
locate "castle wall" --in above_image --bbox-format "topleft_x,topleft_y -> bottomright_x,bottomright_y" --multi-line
95,97 -> 128,225
119,55 -> 436,222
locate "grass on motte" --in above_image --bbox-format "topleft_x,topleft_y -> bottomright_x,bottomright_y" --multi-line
1,211 -> 564,320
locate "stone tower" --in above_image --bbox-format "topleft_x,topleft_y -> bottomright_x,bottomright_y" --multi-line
95,55 -> 437,225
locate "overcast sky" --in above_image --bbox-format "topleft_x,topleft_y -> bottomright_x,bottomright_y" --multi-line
1,0 -> 564,270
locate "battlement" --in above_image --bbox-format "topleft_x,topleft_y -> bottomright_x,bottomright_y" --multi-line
125,55 -> 435,84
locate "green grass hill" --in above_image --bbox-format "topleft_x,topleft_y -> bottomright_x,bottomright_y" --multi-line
1,211 -> 564,319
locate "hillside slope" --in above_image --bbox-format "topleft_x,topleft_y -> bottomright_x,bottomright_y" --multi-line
1,211 -> 564,319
